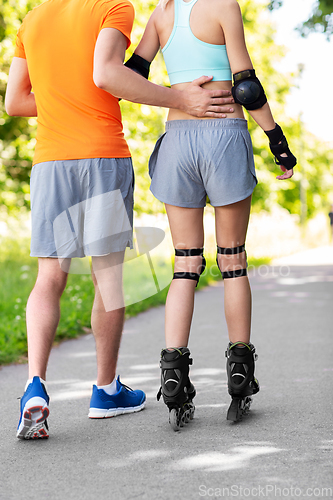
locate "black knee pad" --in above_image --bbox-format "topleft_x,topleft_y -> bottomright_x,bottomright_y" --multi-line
173,248 -> 206,286
216,245 -> 247,279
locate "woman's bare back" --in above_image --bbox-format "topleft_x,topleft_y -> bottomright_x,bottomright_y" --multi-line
154,0 -> 245,120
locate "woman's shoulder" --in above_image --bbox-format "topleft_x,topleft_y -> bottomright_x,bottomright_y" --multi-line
213,0 -> 242,23
194,0 -> 240,19
153,0 -> 241,24
153,0 -> 174,28
214,0 -> 241,11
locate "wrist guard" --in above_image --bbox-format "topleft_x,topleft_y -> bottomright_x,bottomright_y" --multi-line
124,53 -> 151,79
232,69 -> 267,110
264,123 -> 297,171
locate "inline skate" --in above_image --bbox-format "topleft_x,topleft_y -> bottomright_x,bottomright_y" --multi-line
226,342 -> 259,422
157,347 -> 196,431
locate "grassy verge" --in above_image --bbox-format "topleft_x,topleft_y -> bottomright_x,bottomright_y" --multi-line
0,237 -> 270,366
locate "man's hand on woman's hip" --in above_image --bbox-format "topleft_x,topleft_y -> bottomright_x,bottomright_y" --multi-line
179,76 -> 235,118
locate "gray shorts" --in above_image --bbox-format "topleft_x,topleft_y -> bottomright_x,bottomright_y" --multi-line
149,119 -> 257,208
30,157 -> 134,258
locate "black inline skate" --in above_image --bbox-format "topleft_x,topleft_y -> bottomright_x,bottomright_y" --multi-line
225,342 -> 259,422
157,347 -> 196,431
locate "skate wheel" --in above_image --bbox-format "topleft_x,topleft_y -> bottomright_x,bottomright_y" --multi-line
182,404 -> 190,423
243,396 -> 252,413
169,409 -> 180,431
190,403 -> 195,420
183,411 -> 190,423
185,402 -> 195,421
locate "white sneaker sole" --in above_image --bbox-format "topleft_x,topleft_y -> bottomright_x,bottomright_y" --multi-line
17,396 -> 49,439
88,401 -> 146,419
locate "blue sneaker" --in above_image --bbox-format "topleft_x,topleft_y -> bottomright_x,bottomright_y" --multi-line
88,376 -> 146,419
17,376 -> 50,439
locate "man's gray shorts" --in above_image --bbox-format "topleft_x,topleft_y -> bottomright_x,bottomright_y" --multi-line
149,119 -> 257,208
30,158 -> 134,258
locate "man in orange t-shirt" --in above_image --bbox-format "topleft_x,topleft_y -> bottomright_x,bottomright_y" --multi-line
5,0 -> 234,439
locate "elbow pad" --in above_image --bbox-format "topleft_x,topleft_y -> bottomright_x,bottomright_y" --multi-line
232,69 -> 267,110
264,123 -> 297,171
124,53 -> 151,79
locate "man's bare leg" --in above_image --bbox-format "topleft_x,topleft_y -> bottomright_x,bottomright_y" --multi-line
91,252 -> 125,386
26,257 -> 69,380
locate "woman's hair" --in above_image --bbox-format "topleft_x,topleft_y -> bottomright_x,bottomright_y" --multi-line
158,0 -> 172,9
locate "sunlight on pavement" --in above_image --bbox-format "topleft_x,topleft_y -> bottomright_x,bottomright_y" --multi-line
97,445 -> 284,472
272,246 -> 333,266
130,364 -> 159,370
51,389 -> 92,401
67,351 -> 96,358
169,444 -> 283,472
46,378 -> 82,385
50,379 -> 93,401
270,291 -> 311,296
118,375 -> 158,385
276,276 -> 333,285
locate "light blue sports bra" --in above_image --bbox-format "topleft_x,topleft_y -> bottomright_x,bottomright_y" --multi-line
162,0 -> 232,85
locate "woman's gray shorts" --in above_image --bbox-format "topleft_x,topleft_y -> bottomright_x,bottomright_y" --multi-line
30,157 -> 134,258
149,119 -> 257,208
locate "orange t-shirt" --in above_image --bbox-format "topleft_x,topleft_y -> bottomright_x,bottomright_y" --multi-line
14,0 -> 134,165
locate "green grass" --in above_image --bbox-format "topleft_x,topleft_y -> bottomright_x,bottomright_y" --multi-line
0,237 -> 270,366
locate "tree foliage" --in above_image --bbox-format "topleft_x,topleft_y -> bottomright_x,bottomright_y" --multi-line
0,0 -> 332,222
0,0 -> 40,215
268,0 -> 333,37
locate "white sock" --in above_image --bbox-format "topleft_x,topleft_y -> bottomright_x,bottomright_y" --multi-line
97,377 -> 118,395
25,376 -> 47,391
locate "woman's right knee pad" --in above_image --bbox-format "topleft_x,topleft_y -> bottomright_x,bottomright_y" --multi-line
173,248 -> 206,286
216,245 -> 247,279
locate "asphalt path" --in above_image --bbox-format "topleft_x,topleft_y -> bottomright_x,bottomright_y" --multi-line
0,248 -> 333,500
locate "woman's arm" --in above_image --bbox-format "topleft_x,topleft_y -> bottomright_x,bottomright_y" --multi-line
134,11 -> 161,63
221,0 -> 295,179
123,11 -> 160,79
221,0 -> 275,131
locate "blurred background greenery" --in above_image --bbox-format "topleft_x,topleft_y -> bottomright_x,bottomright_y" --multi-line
0,0 -> 332,364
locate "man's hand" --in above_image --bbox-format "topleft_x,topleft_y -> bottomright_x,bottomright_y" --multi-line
276,165 -> 294,180
179,76 -> 235,118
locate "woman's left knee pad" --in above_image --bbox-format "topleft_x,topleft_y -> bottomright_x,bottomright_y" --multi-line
216,245 -> 247,279
173,248 -> 206,286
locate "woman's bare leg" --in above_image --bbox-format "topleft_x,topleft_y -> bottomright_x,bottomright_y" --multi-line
164,204 -> 204,348
215,196 -> 252,344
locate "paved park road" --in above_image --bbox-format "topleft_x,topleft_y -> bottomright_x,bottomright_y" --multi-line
1,247 -> 333,500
